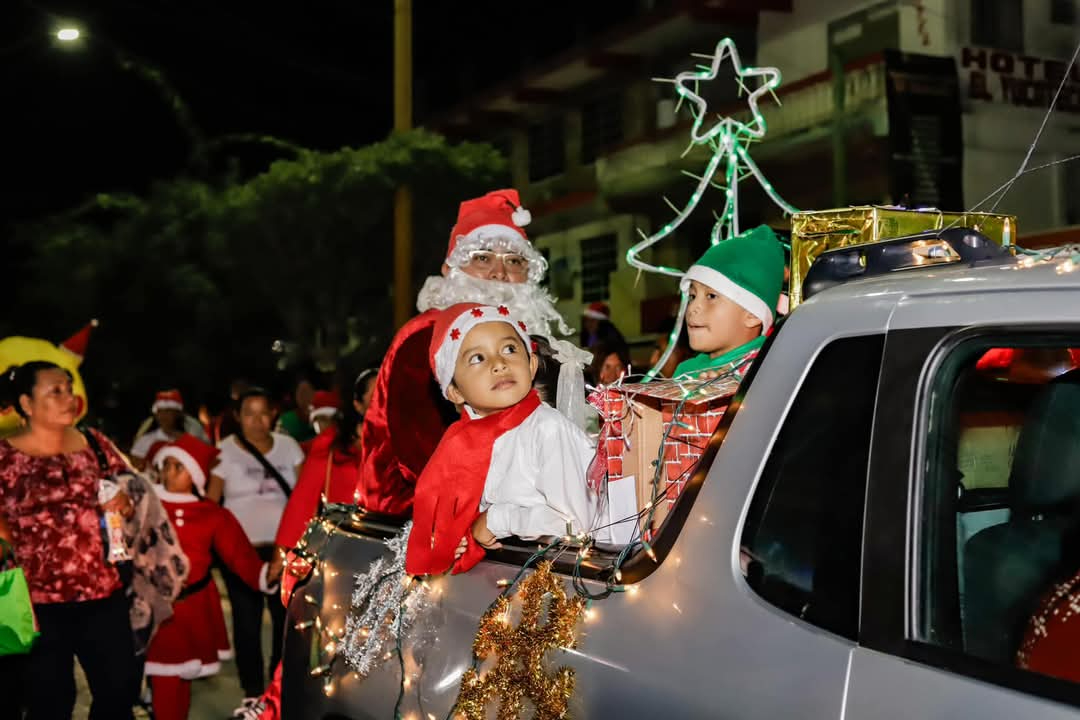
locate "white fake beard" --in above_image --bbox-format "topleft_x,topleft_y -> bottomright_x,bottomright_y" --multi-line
416,268 -> 576,340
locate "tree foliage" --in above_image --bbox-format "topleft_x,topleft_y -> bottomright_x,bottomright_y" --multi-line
9,129 -> 507,433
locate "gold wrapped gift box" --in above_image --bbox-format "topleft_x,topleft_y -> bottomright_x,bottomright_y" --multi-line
789,206 -> 1018,307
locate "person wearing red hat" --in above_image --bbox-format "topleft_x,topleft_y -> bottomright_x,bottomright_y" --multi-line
146,434 -> 278,720
306,390 -> 339,439
405,303 -> 601,576
579,300 -> 626,352
130,389 -> 187,470
356,189 -> 583,518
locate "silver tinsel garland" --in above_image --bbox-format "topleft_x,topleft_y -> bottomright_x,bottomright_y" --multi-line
341,522 -> 432,675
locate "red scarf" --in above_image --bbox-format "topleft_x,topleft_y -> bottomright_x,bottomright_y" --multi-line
405,390 -> 542,576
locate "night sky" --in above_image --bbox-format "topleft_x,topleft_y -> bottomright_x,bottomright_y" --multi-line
3,1 -> 626,228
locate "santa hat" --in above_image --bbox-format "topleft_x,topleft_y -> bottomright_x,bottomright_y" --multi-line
429,303 -> 532,399
151,389 -> 184,413
59,319 -> 98,363
309,390 -> 339,422
144,439 -> 170,468
680,224 -> 785,334
444,190 -> 546,282
583,301 -> 610,321
155,434 -> 219,494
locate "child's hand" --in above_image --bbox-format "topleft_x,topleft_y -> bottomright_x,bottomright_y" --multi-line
454,536 -> 468,560
471,512 -> 502,550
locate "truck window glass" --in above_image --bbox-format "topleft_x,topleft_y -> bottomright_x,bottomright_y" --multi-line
917,339 -> 1080,688
740,334 -> 884,640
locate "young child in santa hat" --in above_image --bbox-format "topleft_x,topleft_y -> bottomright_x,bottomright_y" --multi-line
405,303 -> 602,576
145,434 -> 279,720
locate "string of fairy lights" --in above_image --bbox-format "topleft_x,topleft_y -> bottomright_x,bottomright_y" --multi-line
623,38 -> 798,379
286,359 -> 747,717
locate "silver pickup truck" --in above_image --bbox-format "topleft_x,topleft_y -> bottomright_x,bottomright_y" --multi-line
281,229 -> 1080,719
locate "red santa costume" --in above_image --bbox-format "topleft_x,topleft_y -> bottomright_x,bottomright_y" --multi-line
406,303 -> 600,576
356,189 -> 582,516
145,435 -> 274,720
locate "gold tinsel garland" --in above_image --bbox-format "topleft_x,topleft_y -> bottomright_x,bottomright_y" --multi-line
454,561 -> 586,720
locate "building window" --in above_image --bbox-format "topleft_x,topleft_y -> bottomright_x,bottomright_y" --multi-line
580,233 -> 618,302
581,88 -> 624,164
740,334 -> 884,640
971,0 -> 1024,51
527,117 -> 565,182
916,335 -> 1080,684
1051,0 -> 1076,24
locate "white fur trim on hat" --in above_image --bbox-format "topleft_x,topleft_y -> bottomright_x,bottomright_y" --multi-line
432,305 -> 533,398
155,446 -> 207,494
309,405 -> 337,422
582,308 -> 608,321
680,265 -> 774,334
152,399 -> 183,412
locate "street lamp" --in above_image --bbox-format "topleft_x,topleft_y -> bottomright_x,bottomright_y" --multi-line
56,28 -> 81,42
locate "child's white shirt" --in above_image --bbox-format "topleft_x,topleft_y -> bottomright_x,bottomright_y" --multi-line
480,403 -> 599,541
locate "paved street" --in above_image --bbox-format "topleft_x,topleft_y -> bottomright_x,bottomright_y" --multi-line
74,571 -> 274,719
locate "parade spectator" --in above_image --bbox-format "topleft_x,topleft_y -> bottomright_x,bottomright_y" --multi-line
275,373 -> 317,444
648,316 -> 693,378
207,387 -> 303,705
588,338 -> 632,386
580,301 -> 626,350
208,377 -> 250,445
146,435 -> 278,720
130,389 -> 196,470
0,362 -> 137,719
276,368 -> 377,552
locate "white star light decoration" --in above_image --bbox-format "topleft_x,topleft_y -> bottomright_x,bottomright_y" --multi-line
624,38 -> 799,378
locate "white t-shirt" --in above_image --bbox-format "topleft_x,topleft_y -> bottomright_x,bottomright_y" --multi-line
216,433 -> 305,545
481,403 -> 604,542
130,428 -> 174,460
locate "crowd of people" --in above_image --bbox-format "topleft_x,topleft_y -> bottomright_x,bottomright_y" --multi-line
0,188 -> 792,719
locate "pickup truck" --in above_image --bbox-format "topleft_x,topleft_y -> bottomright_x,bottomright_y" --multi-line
281,229 -> 1080,719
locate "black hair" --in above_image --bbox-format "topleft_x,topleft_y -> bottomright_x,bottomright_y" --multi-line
0,362 -> 73,419
237,386 -> 274,409
588,338 -> 631,386
332,367 -> 379,456
530,336 -> 562,407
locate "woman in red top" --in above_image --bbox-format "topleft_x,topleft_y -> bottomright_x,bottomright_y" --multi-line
0,361 -> 137,719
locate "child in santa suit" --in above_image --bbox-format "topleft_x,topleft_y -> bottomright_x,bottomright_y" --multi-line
406,303 -> 602,576
145,434 -> 278,720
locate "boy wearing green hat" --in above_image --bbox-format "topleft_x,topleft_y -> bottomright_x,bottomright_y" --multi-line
673,224 -> 785,379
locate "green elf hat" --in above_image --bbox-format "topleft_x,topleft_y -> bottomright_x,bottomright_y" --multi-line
679,224 -> 785,334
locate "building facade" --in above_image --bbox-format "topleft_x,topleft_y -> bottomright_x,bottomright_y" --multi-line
427,0 -> 1080,344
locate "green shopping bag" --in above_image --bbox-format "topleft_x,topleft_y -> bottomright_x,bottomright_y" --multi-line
0,540 -> 38,655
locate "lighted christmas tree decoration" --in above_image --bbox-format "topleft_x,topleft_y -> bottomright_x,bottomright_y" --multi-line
624,37 -> 798,378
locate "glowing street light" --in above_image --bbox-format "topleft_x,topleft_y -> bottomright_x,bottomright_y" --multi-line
56,28 -> 81,42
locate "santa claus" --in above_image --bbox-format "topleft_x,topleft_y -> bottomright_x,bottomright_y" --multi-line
356,188 -> 582,516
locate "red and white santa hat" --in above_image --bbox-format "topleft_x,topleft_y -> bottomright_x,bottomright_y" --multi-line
151,389 -> 184,413
429,303 -> 532,399
582,301 -> 610,321
308,390 -> 339,422
444,189 -> 546,283
154,434 -> 219,494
